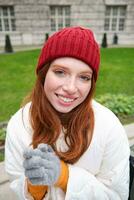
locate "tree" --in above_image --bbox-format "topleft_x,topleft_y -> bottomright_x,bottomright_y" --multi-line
113,33 -> 118,45
5,34 -> 13,53
45,33 -> 49,41
101,33 -> 108,48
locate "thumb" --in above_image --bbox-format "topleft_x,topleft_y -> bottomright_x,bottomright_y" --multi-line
23,149 -> 33,159
38,143 -> 54,153
47,145 -> 54,153
37,143 -> 48,152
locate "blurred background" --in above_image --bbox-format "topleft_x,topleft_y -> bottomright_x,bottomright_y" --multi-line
0,1 -> 134,198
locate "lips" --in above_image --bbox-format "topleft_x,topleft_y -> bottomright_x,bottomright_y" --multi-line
56,94 -> 77,103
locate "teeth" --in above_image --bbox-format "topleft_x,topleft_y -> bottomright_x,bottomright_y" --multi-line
58,95 -> 74,102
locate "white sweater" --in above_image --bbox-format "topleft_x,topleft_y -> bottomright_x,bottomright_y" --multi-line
5,100 -> 130,200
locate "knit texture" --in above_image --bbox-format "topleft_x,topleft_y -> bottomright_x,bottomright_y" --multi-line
23,144 -> 61,186
37,26 -> 100,81
27,160 -> 69,200
55,160 -> 69,192
27,181 -> 48,200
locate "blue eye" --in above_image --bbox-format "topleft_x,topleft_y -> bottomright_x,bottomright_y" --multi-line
80,75 -> 91,81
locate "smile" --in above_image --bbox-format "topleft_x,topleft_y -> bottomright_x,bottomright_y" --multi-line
56,94 -> 76,103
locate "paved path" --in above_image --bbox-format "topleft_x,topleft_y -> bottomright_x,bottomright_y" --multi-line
0,181 -> 17,200
124,123 -> 134,147
0,161 -> 17,200
0,123 -> 134,200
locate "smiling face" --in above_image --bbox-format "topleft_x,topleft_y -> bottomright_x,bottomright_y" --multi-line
44,57 -> 93,113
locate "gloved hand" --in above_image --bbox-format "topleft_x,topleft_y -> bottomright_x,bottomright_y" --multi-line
23,143 -> 61,185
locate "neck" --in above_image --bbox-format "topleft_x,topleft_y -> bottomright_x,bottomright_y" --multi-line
56,111 -> 72,128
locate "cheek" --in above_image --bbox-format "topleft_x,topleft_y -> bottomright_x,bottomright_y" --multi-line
44,74 -> 54,94
44,73 -> 61,93
44,78 -> 50,93
80,83 -> 92,98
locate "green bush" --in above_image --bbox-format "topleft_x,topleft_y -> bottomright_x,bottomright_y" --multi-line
101,33 -> 108,48
5,34 -> 13,53
96,94 -> 134,116
0,152 -> 4,161
0,128 -> 6,140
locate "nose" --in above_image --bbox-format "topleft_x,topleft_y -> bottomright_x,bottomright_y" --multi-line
62,77 -> 78,94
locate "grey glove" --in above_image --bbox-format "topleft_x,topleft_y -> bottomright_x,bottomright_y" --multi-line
23,143 -> 61,185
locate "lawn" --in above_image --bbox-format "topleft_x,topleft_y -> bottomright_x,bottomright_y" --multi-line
96,48 -> 134,95
0,47 -> 134,122
0,49 -> 38,122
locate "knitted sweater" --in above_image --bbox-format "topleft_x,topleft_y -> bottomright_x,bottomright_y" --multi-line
5,100 -> 130,200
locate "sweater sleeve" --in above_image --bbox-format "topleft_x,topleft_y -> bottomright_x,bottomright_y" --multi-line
4,105 -> 68,200
65,121 -> 130,200
4,105 -> 40,200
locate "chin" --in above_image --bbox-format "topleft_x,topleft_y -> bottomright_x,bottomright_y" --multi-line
54,106 -> 74,114
56,109 -> 72,114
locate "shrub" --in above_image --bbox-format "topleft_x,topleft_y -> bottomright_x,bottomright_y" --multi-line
101,33 -> 108,48
5,34 -> 13,53
0,128 -> 6,146
96,94 -> 134,116
0,152 -> 4,162
0,128 -> 6,141
113,33 -> 118,45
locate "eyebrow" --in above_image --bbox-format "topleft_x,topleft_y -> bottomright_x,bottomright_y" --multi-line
51,64 -> 93,74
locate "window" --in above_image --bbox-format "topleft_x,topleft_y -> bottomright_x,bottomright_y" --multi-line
50,6 -> 71,31
104,6 -> 126,31
0,6 -> 16,32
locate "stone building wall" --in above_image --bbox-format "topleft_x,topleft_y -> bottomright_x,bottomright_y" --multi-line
0,0 -> 134,46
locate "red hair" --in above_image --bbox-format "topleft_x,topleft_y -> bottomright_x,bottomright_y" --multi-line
23,63 -> 96,164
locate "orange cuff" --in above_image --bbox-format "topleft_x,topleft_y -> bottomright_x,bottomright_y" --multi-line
54,160 -> 69,192
27,180 -> 48,200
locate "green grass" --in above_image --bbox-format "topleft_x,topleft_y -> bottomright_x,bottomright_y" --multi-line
96,48 -> 134,95
0,47 -> 134,122
0,49 -> 39,121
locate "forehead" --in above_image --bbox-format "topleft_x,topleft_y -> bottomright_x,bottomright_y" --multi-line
50,57 -> 93,73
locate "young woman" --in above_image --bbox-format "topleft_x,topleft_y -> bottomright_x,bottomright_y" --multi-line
5,26 -> 130,200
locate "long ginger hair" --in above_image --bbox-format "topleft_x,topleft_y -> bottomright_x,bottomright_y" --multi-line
23,63 -> 96,164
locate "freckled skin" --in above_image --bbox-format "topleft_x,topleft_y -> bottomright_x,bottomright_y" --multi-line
44,57 -> 93,113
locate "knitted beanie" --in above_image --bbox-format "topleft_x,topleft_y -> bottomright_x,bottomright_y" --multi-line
37,26 -> 100,81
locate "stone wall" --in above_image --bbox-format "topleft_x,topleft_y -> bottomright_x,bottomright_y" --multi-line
0,0 -> 134,46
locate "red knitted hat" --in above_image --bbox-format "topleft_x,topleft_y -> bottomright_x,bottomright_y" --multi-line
37,26 -> 100,81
